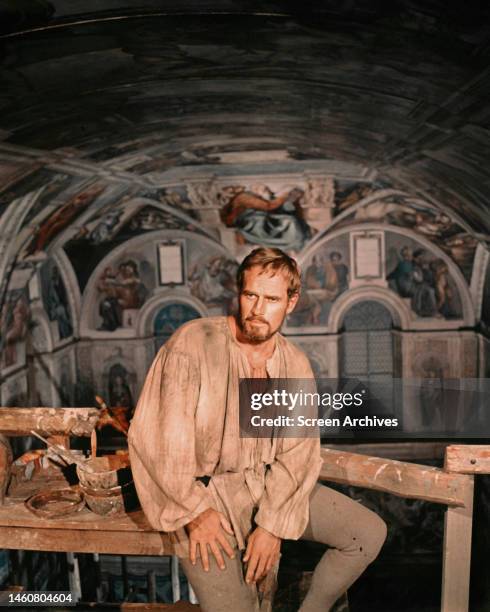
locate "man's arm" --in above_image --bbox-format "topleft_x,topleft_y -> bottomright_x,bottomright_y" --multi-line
246,359 -> 323,580
128,349 -> 212,531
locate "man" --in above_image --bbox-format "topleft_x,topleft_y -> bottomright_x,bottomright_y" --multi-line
128,247 -> 386,611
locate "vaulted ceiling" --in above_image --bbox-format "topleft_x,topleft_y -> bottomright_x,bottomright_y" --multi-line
0,0 -> 489,236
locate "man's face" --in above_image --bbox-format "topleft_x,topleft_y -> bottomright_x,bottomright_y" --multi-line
238,266 -> 298,343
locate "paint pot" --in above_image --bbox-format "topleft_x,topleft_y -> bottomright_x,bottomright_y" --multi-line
76,452 -> 131,490
80,481 -> 138,516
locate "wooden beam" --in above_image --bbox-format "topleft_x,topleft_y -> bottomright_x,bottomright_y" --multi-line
0,408 -> 98,437
75,603 -> 201,611
445,445 -> 490,474
0,503 -> 157,532
0,526 -> 173,555
320,448 -> 470,507
323,442 -> 447,461
441,474 -> 474,612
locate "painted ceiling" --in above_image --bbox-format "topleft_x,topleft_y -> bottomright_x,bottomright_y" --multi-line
0,0 -> 489,267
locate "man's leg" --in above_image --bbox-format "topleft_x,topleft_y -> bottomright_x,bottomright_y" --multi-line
180,549 -> 259,612
299,483 -> 387,612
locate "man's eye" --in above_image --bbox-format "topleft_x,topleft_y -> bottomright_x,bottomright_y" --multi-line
267,297 -> 279,302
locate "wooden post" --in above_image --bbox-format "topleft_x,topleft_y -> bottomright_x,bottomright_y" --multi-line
66,551 -> 82,603
147,570 -> 157,603
171,556 -> 180,603
121,556 -> 129,598
441,474 -> 474,612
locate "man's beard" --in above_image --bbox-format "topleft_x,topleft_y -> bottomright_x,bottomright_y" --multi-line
237,311 -> 284,343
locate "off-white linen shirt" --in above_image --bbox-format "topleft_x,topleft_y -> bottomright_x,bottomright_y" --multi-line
128,316 -> 322,557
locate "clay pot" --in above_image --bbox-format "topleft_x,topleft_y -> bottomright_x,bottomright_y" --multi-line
80,481 -> 138,516
76,453 -> 131,490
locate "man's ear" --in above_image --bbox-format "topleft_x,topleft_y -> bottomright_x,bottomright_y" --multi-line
286,292 -> 299,314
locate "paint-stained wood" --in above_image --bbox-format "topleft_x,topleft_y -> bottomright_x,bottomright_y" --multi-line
0,435 -> 12,504
323,442 -> 447,461
0,501 -> 173,553
441,475 -> 474,612
0,502 -> 157,532
0,408 -> 99,436
320,448 -> 470,507
0,526 -> 172,555
445,445 -> 490,474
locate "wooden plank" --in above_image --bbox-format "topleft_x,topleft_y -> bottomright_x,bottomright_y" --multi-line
120,605 -> 200,611
0,501 -> 157,532
73,603 -> 201,611
320,448 -> 469,507
0,408 -> 99,436
441,474 -> 474,612
323,442 -> 447,461
445,445 -> 490,474
0,526 -> 174,555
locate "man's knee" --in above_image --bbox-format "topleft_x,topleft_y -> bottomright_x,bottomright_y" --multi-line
360,513 -> 387,563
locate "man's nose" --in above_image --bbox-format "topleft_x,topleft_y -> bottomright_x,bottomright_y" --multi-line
252,297 -> 265,315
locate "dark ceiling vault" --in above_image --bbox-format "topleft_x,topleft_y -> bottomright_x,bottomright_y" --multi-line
0,1 -> 489,233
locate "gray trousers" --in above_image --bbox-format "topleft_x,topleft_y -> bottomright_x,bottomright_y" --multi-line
181,483 -> 387,611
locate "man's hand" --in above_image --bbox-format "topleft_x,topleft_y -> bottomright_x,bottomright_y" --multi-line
186,508 -> 235,571
243,526 -> 281,584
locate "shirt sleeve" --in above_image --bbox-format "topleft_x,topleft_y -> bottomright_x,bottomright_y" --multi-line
128,348 -> 213,532
254,357 -> 323,540
254,436 -> 322,540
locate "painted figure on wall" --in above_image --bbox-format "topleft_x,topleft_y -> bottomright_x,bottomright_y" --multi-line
25,184 -> 105,256
334,189 -> 478,282
97,260 -> 148,330
220,185 -> 311,251
108,364 -> 134,418
290,250 -> 350,326
42,263 -> 73,340
188,255 -> 238,313
387,246 -> 414,298
419,357 -> 445,429
387,247 -> 456,318
0,292 -> 30,368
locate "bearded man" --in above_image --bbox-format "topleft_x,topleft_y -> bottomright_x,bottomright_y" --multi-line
128,247 -> 386,611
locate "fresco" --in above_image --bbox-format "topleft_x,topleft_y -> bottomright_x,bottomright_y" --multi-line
23,183 -> 106,256
386,233 -> 463,319
21,173 -> 75,228
0,373 -> 28,407
107,363 -> 134,417
332,181 -> 478,281
153,303 -> 201,350
96,258 -> 150,331
0,167 -> 66,219
333,181 -> 382,215
40,260 -> 73,341
188,255 -> 238,314
288,236 -> 350,328
84,235 -> 233,332
219,184 -> 311,251
65,190 -> 203,293
0,289 -> 30,369
69,184 -> 197,244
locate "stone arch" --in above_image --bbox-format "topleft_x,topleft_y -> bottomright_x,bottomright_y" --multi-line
328,286 -> 410,333
39,249 -> 81,343
136,290 -> 208,337
29,305 -> 55,354
80,229 -> 234,337
298,222 -> 475,329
